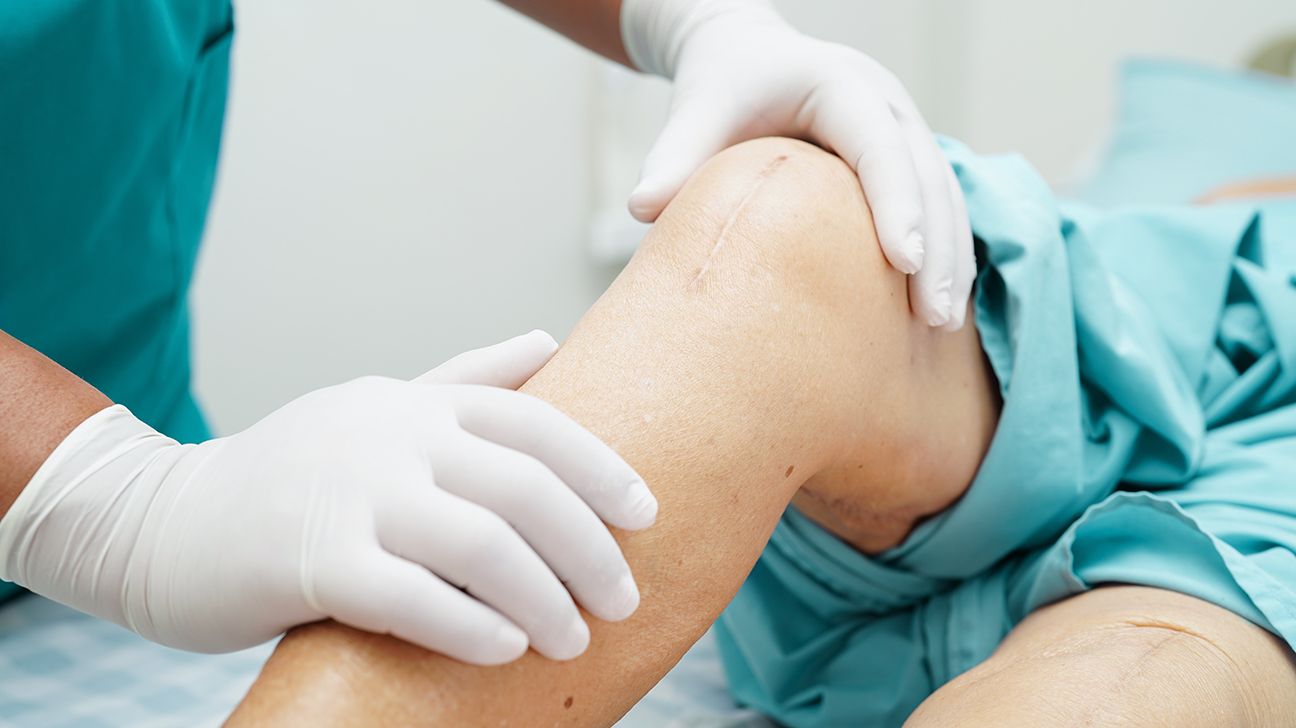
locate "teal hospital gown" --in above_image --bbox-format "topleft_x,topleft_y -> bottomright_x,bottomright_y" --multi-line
715,138 -> 1296,726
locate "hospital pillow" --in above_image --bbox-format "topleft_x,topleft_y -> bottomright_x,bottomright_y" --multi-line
1077,59 -> 1296,206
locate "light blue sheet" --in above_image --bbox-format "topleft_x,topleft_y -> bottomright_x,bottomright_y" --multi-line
1077,60 -> 1296,206
715,137 -> 1296,726
0,596 -> 272,727
0,595 -> 765,726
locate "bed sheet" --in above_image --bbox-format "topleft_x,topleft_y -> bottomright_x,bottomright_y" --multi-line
0,595 -> 766,727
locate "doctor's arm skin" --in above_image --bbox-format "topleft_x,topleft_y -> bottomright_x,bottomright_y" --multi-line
228,138 -> 1295,726
497,0 -> 630,65
0,330 -> 110,518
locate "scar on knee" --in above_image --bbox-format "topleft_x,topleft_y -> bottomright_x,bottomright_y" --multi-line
1118,617 -> 1237,666
690,154 -> 790,288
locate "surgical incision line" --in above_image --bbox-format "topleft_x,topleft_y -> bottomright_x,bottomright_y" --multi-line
691,154 -> 789,287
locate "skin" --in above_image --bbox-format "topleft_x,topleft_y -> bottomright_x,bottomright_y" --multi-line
0,330 -> 110,519
500,0 -> 632,66
1,3 -> 1291,720
906,586 -> 1296,727
1195,176 -> 1296,204
228,139 -> 1296,726
229,136 -> 997,725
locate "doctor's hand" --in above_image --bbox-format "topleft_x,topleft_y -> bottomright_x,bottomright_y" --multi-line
0,331 -> 656,664
622,0 -> 974,329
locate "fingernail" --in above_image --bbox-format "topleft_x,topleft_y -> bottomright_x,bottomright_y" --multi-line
624,478 -> 658,528
942,302 -> 967,332
524,329 -> 558,352
897,231 -> 925,274
926,286 -> 952,327
609,572 -> 641,621
627,187 -> 661,223
553,618 -> 591,661
493,622 -> 528,661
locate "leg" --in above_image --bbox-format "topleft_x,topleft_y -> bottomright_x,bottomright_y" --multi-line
228,137 -> 999,725
905,586 -> 1296,727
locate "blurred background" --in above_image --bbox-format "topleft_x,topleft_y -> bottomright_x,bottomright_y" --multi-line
193,0 -> 1296,434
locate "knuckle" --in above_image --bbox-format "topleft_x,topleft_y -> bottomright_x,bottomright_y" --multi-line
498,456 -> 561,512
589,553 -> 631,590
530,598 -> 579,637
462,511 -> 519,560
916,272 -> 955,296
339,375 -> 403,403
561,527 -> 627,585
874,203 -> 923,236
854,139 -> 910,172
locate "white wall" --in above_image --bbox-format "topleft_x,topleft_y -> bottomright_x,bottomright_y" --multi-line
926,0 -> 1296,185
193,1 -> 614,433
193,0 -> 1296,434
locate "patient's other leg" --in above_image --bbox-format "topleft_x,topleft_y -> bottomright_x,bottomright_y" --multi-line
905,585 -> 1296,727
229,137 -> 999,726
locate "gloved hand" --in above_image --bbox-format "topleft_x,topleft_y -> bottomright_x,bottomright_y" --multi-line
0,331 -> 656,664
621,0 -> 975,329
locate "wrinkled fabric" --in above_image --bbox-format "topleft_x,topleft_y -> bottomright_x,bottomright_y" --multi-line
0,0 -> 231,444
0,0 -> 232,603
716,138 -> 1296,727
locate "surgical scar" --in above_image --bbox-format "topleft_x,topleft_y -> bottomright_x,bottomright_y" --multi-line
690,154 -> 789,288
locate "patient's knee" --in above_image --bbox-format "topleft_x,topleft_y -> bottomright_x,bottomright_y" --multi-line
639,137 -> 896,305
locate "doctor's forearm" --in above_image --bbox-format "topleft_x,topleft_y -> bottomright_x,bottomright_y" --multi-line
0,330 -> 110,519
498,0 -> 631,66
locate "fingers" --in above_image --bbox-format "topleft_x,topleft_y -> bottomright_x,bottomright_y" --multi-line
376,490 -> 591,660
415,330 -> 558,388
897,110 -> 960,327
431,433 -> 638,622
809,82 -> 925,275
314,548 -> 529,666
629,94 -> 739,223
941,163 -> 976,332
444,385 -> 658,531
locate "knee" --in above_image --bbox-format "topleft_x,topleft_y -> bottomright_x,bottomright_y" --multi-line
638,137 -> 899,306
687,136 -> 863,220
1071,620 -> 1261,724
908,623 -> 1257,728
909,588 -> 1295,728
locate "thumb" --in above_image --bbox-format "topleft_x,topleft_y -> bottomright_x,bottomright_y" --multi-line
629,95 -> 739,223
415,330 -> 558,388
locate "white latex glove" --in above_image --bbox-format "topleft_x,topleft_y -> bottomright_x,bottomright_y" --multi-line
0,331 -> 656,665
622,0 -> 975,329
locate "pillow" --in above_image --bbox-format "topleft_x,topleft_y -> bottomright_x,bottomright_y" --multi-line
1076,59 -> 1296,206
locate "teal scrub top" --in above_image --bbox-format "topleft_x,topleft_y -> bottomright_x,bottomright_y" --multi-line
0,1 -> 233,601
